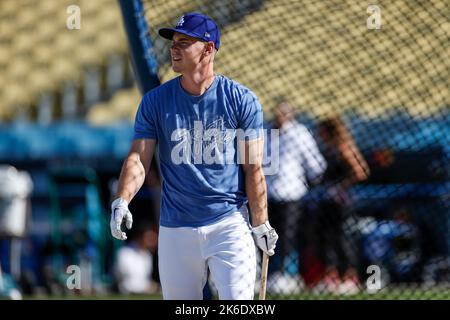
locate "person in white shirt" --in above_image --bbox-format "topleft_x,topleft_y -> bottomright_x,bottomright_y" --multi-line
265,102 -> 327,278
114,225 -> 157,294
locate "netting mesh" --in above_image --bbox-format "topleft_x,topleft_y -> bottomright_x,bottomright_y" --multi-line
141,0 -> 449,299
145,0 -> 449,119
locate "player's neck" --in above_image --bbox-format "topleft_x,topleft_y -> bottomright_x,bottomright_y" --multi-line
180,68 -> 215,96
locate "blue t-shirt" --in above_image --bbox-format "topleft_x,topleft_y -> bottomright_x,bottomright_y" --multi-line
134,75 -> 263,227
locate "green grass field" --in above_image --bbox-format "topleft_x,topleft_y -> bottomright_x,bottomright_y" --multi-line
22,288 -> 450,300
23,293 -> 163,300
273,290 -> 450,300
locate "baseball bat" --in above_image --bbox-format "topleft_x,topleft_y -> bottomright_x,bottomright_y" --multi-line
259,252 -> 269,300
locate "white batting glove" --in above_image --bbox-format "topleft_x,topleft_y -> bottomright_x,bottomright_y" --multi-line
252,221 -> 278,256
110,198 -> 133,240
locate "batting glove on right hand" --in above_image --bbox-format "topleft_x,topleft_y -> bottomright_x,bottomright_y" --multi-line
110,198 -> 133,240
252,221 -> 279,256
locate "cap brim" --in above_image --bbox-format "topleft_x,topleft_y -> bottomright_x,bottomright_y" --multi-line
158,28 -> 204,42
158,28 -> 177,40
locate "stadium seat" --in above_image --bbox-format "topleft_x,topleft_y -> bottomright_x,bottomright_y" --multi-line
50,57 -> 81,85
6,59 -> 30,82
0,1 -> 19,19
0,0 -> 137,122
27,67 -> 57,100
37,0 -> 59,18
87,86 -> 140,125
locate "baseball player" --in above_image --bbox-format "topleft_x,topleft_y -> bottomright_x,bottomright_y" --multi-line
110,12 -> 278,300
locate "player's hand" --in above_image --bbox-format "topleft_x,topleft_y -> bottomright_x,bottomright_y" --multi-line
251,221 -> 278,256
110,198 -> 133,240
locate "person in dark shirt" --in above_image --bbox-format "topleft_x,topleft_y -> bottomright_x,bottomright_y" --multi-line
313,116 -> 370,294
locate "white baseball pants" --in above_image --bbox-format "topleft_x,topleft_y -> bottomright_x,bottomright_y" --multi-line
158,206 -> 257,300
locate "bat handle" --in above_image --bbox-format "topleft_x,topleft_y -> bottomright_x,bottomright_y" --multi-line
259,252 -> 269,300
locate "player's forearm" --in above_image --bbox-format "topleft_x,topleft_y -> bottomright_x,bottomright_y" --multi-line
244,164 -> 268,227
115,152 -> 147,203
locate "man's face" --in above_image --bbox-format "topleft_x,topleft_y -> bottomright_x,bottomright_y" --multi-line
274,103 -> 294,128
170,32 -> 208,73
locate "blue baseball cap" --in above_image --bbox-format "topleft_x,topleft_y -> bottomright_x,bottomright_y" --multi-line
159,13 -> 221,50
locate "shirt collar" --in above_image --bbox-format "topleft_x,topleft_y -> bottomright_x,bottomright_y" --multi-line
279,119 -> 296,133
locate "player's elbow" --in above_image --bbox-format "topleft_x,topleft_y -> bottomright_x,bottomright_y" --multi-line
121,152 -> 147,178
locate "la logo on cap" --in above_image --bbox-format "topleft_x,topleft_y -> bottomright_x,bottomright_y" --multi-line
177,16 -> 185,27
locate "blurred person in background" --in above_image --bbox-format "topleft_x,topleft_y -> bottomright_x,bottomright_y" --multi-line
265,102 -> 326,289
0,165 -> 33,300
114,222 -> 158,295
361,204 -> 422,285
312,116 -> 370,294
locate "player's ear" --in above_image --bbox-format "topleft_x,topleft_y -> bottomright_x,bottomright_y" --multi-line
204,42 -> 214,56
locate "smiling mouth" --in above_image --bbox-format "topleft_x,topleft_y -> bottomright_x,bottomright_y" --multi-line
172,57 -> 181,62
